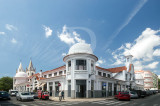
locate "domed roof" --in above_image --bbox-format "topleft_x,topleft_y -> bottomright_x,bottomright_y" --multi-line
15,72 -> 27,77
135,73 -> 143,79
68,43 -> 93,55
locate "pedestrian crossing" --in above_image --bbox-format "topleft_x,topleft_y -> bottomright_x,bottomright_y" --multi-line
90,100 -> 130,106
0,100 -> 130,106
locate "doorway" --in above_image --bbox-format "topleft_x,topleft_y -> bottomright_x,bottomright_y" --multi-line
55,82 -> 59,97
76,80 -> 86,98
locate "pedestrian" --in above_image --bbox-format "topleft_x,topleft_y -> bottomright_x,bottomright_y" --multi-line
61,90 -> 64,100
59,90 -> 62,101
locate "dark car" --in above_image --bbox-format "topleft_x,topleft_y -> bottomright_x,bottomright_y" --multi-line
132,90 -> 146,98
0,91 -> 11,100
31,92 -> 38,99
141,91 -> 147,97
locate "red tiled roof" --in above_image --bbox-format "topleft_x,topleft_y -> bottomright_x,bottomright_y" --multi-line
43,65 -> 66,74
96,66 -> 127,73
106,66 -> 127,73
96,64 -> 133,73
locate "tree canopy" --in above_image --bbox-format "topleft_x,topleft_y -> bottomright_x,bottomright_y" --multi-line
0,77 -> 13,91
158,78 -> 160,89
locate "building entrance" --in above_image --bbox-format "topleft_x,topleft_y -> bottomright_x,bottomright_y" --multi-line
76,80 -> 86,98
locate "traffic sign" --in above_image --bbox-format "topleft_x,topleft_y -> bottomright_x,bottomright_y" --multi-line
58,83 -> 61,86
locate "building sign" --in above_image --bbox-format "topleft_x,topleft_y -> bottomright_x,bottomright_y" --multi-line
103,83 -> 106,86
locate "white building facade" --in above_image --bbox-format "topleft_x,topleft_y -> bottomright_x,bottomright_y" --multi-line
13,43 -> 137,98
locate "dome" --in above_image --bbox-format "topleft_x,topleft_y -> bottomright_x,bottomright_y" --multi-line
135,73 -> 143,79
68,43 -> 93,55
15,72 -> 27,77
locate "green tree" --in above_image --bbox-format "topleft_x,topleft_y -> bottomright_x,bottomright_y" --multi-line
0,77 -> 13,91
158,78 -> 160,89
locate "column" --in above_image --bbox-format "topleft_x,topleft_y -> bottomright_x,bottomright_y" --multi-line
71,59 -> 75,99
47,82 -> 49,91
87,59 -> 91,98
52,81 -> 55,97
106,82 -> 108,97
112,83 -> 114,96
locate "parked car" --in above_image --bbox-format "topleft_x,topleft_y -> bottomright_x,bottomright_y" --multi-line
146,90 -> 153,96
141,91 -> 147,98
132,90 -> 146,98
16,92 -> 34,101
115,92 -> 130,101
37,90 -> 49,100
31,92 -> 38,99
129,91 -> 138,99
0,91 -> 11,100
9,90 -> 18,96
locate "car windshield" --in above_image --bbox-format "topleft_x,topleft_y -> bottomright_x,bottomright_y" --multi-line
121,92 -> 129,94
21,93 -> 30,95
11,91 -> 18,93
31,92 -> 36,95
43,92 -> 48,95
0,92 -> 7,95
131,91 -> 136,94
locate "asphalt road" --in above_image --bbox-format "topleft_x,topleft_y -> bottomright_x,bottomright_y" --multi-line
0,93 -> 160,106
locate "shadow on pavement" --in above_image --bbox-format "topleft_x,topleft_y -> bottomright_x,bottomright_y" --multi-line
0,98 -> 20,106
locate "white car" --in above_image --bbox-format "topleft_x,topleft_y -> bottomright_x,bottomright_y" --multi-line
9,90 -> 18,96
129,91 -> 138,99
16,92 -> 34,101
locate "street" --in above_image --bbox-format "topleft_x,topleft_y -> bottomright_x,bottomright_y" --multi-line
0,94 -> 160,106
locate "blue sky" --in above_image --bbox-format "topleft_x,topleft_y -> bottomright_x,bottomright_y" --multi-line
0,0 -> 160,77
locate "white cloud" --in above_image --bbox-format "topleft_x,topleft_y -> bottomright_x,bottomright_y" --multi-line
153,49 -> 160,56
43,25 -> 52,38
158,75 -> 160,79
111,28 -> 160,70
134,61 -> 143,70
62,53 -> 67,56
57,25 -> 85,45
96,58 -> 106,66
11,38 -> 17,44
129,28 -> 160,61
126,43 -> 131,49
6,24 -> 17,31
0,32 -> 5,35
73,31 -> 85,43
144,61 -> 159,69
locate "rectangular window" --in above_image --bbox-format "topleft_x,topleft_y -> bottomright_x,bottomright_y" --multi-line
107,74 -> 111,78
76,60 -> 86,70
64,70 -> 66,74
126,74 -> 128,80
68,61 -> 71,71
103,73 -> 106,77
44,75 -> 47,78
98,71 -> 101,76
91,60 -> 94,72
54,72 -> 57,76
49,74 -> 52,77
59,71 -> 62,75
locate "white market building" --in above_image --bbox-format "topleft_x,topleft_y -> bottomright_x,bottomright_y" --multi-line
13,43 -> 138,98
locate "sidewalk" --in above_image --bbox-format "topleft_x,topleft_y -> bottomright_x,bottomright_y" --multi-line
49,96 -> 114,102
